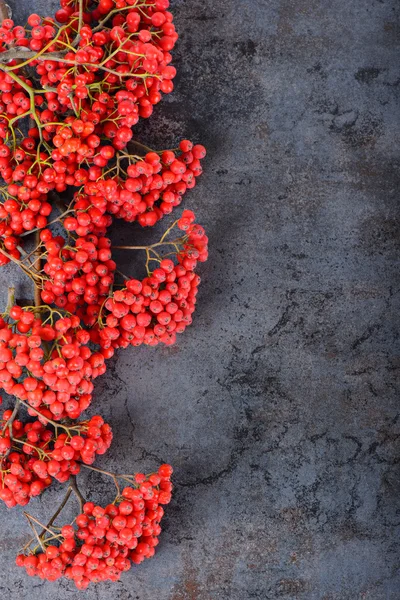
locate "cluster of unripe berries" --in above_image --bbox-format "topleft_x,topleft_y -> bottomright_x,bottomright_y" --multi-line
16,464 -> 173,588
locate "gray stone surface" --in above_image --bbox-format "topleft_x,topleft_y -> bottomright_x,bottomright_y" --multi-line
0,0 -> 399,598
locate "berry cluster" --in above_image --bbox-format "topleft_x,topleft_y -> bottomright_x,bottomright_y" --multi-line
0,0 -> 207,588
50,415 -> 113,471
16,464 -> 173,588
0,306 -> 104,419
0,145 -> 53,262
101,141 -> 206,227
41,232 -> 115,320
0,0 -> 202,262
0,412 -> 53,507
0,410 -> 112,506
99,211 -> 208,348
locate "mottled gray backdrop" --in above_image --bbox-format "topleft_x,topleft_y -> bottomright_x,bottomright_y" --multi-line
0,1 -> 399,599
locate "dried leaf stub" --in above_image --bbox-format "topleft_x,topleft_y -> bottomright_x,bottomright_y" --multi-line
0,2 -> 12,21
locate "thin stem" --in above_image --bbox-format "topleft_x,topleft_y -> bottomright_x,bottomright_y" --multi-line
79,462 -> 114,478
79,463 -> 122,497
38,487 -> 72,538
33,230 -> 41,308
0,247 -> 41,280
0,67 -> 43,145
72,0 -> 84,47
24,513 -> 55,539
25,515 -> 45,552
11,436 -> 51,459
91,3 -> 150,33
4,26 -> 66,72
113,240 -> 181,251
78,464 -> 146,496
113,245 -> 149,250
159,219 -> 180,243
33,55 -> 150,79
145,248 -> 151,276
116,269 -> 129,281
30,532 -> 63,554
113,222 -> 182,252
19,245 -> 44,265
127,140 -> 155,154
2,399 -> 20,436
17,398 -> 82,434
22,486 -> 73,552
69,475 -> 86,513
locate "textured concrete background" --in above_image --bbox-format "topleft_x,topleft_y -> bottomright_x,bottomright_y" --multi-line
0,0 -> 399,598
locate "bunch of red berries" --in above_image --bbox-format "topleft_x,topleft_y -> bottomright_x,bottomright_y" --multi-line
0,306 -> 106,419
0,146 -> 53,262
0,409 -> 112,506
16,464 -> 173,588
0,410 -> 53,507
0,0 -> 186,261
0,0 -> 208,588
50,415 -> 113,471
98,211 -> 208,348
41,231 -> 115,318
99,142 -> 206,227
0,13 -> 56,51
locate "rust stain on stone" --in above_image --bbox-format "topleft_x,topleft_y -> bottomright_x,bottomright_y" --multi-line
277,0 -> 321,36
277,578 -> 310,595
170,560 -> 209,600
